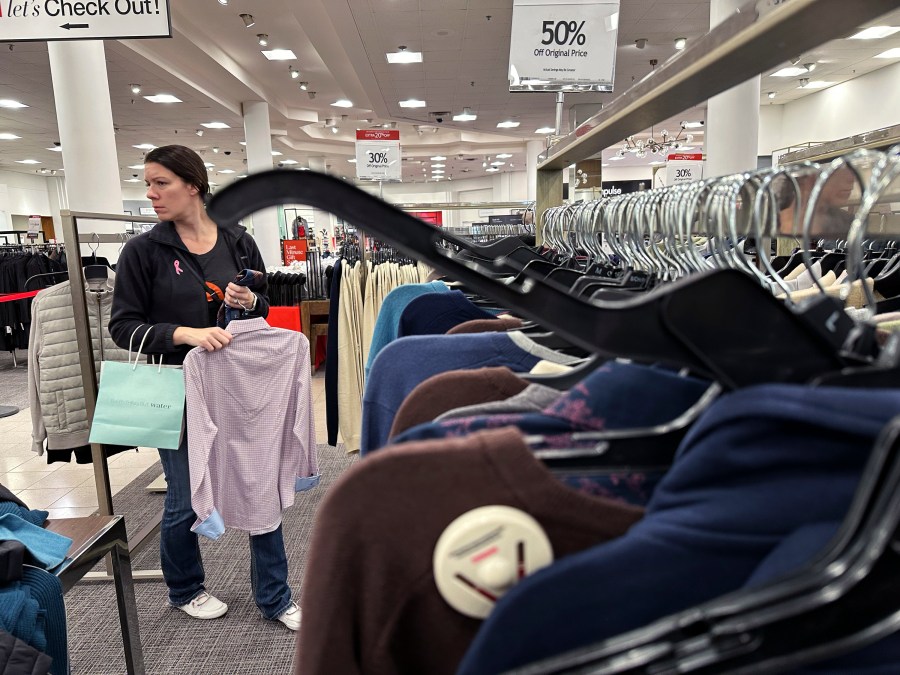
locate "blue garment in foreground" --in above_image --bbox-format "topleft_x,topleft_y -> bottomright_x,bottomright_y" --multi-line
360,333 -> 543,455
397,290 -> 496,338
364,281 -> 449,379
0,515 -> 71,570
457,384 -> 900,675
0,566 -> 67,674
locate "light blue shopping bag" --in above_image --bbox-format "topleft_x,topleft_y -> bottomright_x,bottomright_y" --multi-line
89,326 -> 185,450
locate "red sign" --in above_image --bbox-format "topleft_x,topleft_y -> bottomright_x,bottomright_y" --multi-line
410,211 -> 443,226
282,239 -> 308,264
356,130 -> 400,142
667,153 -> 703,162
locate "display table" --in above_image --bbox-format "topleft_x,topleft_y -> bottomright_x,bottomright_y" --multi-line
47,515 -> 144,674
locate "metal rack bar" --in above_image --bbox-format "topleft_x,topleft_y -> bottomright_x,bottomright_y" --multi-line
535,0 -> 900,226
60,210 -> 165,577
392,201 -> 535,210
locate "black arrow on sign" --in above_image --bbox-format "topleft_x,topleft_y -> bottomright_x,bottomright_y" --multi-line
60,23 -> 90,29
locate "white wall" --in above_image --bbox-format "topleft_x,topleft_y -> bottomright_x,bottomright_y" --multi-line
600,165 -> 654,182
759,61 -> 900,154
0,170 -> 52,217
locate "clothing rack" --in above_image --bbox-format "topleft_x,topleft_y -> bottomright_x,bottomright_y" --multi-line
59,211 -> 163,566
535,0 -> 899,235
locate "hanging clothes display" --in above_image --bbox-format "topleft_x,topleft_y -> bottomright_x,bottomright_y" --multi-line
205,147 -> 900,675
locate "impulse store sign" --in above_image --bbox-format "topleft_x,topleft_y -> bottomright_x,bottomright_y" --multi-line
508,0 -> 620,92
0,0 -> 171,41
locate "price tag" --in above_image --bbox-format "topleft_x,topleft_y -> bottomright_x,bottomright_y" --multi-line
27,215 -> 41,241
508,0 -> 620,92
355,130 -> 401,182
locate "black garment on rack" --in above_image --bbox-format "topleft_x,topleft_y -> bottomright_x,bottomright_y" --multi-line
45,444 -> 133,465
325,258 -> 343,446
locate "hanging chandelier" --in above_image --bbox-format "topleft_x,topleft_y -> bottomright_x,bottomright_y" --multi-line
618,123 -> 696,158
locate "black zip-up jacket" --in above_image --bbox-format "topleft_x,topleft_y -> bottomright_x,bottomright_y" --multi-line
109,220 -> 270,366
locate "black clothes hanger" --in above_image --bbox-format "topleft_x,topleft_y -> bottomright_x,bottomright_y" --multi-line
526,383 -> 722,473
521,355 -> 609,391
207,169 -> 857,390
515,414 -> 900,675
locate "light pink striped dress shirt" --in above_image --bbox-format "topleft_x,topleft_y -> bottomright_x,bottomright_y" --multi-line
184,317 -> 319,538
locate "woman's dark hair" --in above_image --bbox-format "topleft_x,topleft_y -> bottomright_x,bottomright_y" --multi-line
145,145 -> 210,200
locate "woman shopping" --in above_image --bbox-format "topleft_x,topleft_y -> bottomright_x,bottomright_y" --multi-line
109,144 -> 302,631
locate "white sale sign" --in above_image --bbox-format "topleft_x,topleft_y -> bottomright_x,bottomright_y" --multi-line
666,153 -> 704,185
0,0 -> 171,42
508,0 -> 620,92
355,130 -> 401,182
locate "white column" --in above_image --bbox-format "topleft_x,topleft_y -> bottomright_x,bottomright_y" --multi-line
526,140 -> 545,202
705,0 -> 761,178
241,100 -> 280,266
47,41 -> 123,261
45,176 -> 68,243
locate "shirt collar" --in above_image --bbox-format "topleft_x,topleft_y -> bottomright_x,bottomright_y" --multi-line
225,317 -> 270,335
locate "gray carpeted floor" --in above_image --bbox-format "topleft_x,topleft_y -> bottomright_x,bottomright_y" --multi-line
0,350 -> 30,411
65,443 -> 357,674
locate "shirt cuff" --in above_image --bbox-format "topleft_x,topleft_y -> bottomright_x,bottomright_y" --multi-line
191,509 -> 225,540
295,474 -> 320,492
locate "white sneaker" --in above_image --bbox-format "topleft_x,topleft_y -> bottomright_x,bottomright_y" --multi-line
276,602 -> 301,631
177,592 -> 228,619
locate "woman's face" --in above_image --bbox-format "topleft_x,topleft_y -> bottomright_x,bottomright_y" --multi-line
144,161 -> 200,221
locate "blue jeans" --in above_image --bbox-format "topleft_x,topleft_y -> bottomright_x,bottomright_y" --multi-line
158,434 -> 293,620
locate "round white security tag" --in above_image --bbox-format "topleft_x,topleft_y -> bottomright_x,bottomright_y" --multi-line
432,505 -> 554,618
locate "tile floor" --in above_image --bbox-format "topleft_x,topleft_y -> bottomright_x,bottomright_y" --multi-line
0,369 -> 330,519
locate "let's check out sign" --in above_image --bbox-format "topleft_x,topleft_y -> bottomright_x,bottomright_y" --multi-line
0,0 -> 171,41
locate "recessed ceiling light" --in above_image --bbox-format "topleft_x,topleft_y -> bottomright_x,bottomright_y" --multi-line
430,156 -> 447,161
674,37 -> 687,50
257,33 -> 269,46
47,146 -> 63,151
452,108 -> 477,121
848,26 -> 900,40
144,94 -> 182,103
279,159 -> 299,165
332,99 -> 354,108
271,151 -> 283,156
497,120 -> 520,128
535,126 -> 555,134
768,91 -> 777,99
217,0 -> 227,5
496,153 -> 513,159
133,143 -> 156,150
609,156 -> 624,161
261,49 -> 296,60
289,66 -> 300,79
875,48 -> 900,58
681,121 -> 704,128
431,169 -> 445,174
240,13 -> 255,28
128,164 -> 144,169
491,161 -> 505,166
130,83 -> 141,94
201,122 -> 230,129
204,163 -> 215,168
0,99 -> 27,109
800,80 -> 832,89
770,67 -> 808,77
431,163 -> 445,168
386,49 -> 423,64
124,177 -> 142,183
486,167 -> 499,172
399,99 -> 426,108
0,133 -> 21,140
348,158 -> 357,163
219,169 -> 236,174
239,141 -> 247,146
299,81 -> 309,91
602,163 -> 609,167
16,159 -> 39,164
